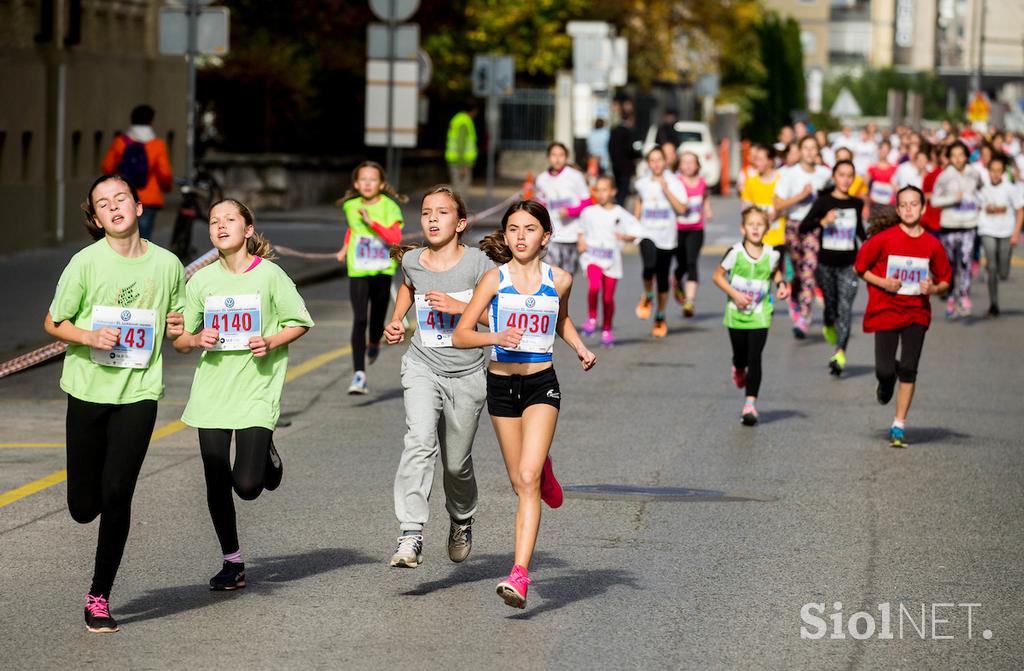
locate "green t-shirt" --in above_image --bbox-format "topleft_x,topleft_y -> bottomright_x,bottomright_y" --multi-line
343,196 -> 403,277
48,238 -> 186,404
181,258 -> 314,430
720,243 -> 780,330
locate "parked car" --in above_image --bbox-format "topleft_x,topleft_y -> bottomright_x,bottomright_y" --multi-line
636,121 -> 721,188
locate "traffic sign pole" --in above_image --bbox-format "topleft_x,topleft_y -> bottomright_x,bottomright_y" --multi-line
185,0 -> 199,184
486,86 -> 497,199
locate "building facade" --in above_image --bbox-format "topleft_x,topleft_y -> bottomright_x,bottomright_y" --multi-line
0,0 -> 186,252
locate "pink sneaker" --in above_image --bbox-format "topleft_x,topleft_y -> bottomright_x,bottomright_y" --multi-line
731,365 -> 747,389
84,594 -> 119,633
958,295 -> 973,316
600,330 -> 615,347
741,402 -> 759,426
540,456 -> 563,508
496,564 -> 531,608
581,317 -> 597,337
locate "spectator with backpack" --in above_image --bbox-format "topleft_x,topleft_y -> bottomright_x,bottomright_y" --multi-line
101,104 -> 174,240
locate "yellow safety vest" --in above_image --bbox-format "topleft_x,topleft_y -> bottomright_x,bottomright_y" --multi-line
446,112 -> 478,164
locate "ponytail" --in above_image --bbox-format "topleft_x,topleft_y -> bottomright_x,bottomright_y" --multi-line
479,229 -> 513,264
866,208 -> 901,238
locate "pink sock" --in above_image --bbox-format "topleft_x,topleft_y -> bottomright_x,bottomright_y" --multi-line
224,550 -> 243,564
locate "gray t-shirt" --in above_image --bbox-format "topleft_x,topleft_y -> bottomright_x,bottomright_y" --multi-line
402,246 -> 494,377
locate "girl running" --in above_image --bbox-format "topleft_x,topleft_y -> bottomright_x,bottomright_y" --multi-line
854,187 -> 951,447
633,147 -> 688,337
44,174 -> 186,633
174,199 -> 313,591
740,144 -> 782,246
453,200 -> 596,609
576,175 -> 639,347
866,140 -> 898,216
533,142 -> 592,274
773,135 -> 831,338
798,160 -> 866,376
381,186 -> 493,568
711,207 -> 790,425
977,156 -> 1024,317
673,151 -> 712,317
335,161 -> 405,394
930,141 -> 981,318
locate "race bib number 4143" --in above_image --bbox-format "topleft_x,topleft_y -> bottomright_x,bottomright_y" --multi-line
204,294 -> 262,351
497,293 -> 559,354
90,305 -> 156,368
886,255 -> 929,295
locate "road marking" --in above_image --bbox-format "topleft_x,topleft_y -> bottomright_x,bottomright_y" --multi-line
0,443 -> 64,449
0,345 -> 352,510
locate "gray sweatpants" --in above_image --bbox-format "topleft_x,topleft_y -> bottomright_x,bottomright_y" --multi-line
394,354 -> 486,532
980,235 -> 1012,308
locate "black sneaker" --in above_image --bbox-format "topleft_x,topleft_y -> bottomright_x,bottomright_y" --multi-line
876,378 -> 896,405
84,594 -> 119,633
447,517 -> 474,563
987,304 -> 1000,318
210,561 -> 246,591
264,443 -> 282,491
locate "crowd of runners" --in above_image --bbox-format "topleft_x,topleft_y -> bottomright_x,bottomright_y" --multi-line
41,116 -> 1022,631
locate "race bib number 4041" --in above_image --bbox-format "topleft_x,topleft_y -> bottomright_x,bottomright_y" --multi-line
885,255 -> 929,295
204,294 -> 262,351
90,305 -> 156,368
497,293 -> 559,354
416,290 -> 472,348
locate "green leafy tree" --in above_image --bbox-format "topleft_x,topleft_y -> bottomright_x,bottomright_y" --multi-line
742,12 -> 805,144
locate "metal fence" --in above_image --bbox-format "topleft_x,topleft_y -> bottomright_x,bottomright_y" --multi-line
499,89 -> 555,150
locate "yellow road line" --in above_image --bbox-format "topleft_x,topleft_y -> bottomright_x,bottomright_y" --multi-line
0,470 -> 68,508
0,443 -> 64,448
0,345 -> 352,510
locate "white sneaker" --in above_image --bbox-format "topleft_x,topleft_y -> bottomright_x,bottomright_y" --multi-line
389,534 -> 423,568
348,371 -> 368,395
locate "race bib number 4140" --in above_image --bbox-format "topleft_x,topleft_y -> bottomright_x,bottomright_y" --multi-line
886,255 -> 929,295
204,294 -> 262,351
496,293 -> 559,354
90,305 -> 156,368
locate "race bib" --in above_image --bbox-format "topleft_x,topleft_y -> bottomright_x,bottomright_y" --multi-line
678,196 -> 703,224
956,200 -> 978,213
729,276 -> 769,314
885,255 -> 930,295
497,293 -> 559,354
90,305 -> 156,368
548,197 -> 574,211
822,209 -> 858,251
869,181 -> 894,204
588,245 -> 616,261
415,290 -> 472,348
642,207 -> 673,230
204,294 -> 262,351
352,235 -> 392,272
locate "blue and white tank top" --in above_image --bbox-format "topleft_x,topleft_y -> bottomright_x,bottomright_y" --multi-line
490,263 -> 560,363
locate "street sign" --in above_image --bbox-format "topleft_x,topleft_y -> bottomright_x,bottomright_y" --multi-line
830,87 -> 863,118
967,92 -> 990,123
369,0 -> 419,22
365,59 -> 419,148
472,55 -> 515,97
566,21 -> 614,88
416,48 -> 432,91
367,23 -> 419,60
159,6 -> 229,55
695,73 -> 720,98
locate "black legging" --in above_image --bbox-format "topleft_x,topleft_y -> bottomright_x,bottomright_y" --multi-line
349,274 -> 392,371
674,229 -> 704,284
639,239 -> 674,294
728,328 -> 769,397
874,323 -> 926,384
198,427 -> 274,555
66,395 -> 158,598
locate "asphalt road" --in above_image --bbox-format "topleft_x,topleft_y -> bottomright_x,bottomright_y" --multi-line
0,195 -> 1021,669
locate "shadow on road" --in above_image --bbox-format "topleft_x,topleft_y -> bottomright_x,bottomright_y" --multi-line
117,547 -> 375,625
757,408 -> 807,424
837,364 -> 874,379
351,387 -> 405,407
508,566 -> 640,620
400,552 -> 568,597
898,426 -> 972,445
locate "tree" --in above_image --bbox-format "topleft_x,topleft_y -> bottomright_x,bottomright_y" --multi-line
822,67 -> 950,120
742,12 -> 805,144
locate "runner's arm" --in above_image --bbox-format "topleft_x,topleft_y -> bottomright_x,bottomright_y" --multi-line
452,269 -> 503,349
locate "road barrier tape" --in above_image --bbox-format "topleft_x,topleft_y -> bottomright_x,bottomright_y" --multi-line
0,193 -> 523,380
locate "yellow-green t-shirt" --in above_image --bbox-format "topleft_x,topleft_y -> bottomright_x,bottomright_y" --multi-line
181,259 -> 314,430
48,238 -> 186,404
343,196 -> 403,277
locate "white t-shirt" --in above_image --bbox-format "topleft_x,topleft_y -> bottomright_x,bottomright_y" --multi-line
774,164 -> 831,222
893,161 -> 925,189
978,180 -> 1024,238
534,167 -> 591,244
853,139 -> 878,175
634,173 -> 687,250
720,243 -> 781,274
971,161 -> 991,187
578,204 -> 639,280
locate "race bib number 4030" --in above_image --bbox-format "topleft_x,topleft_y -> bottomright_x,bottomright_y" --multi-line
497,293 -> 559,354
204,294 -> 262,350
886,255 -> 929,295
416,290 -> 472,348
90,305 -> 156,368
